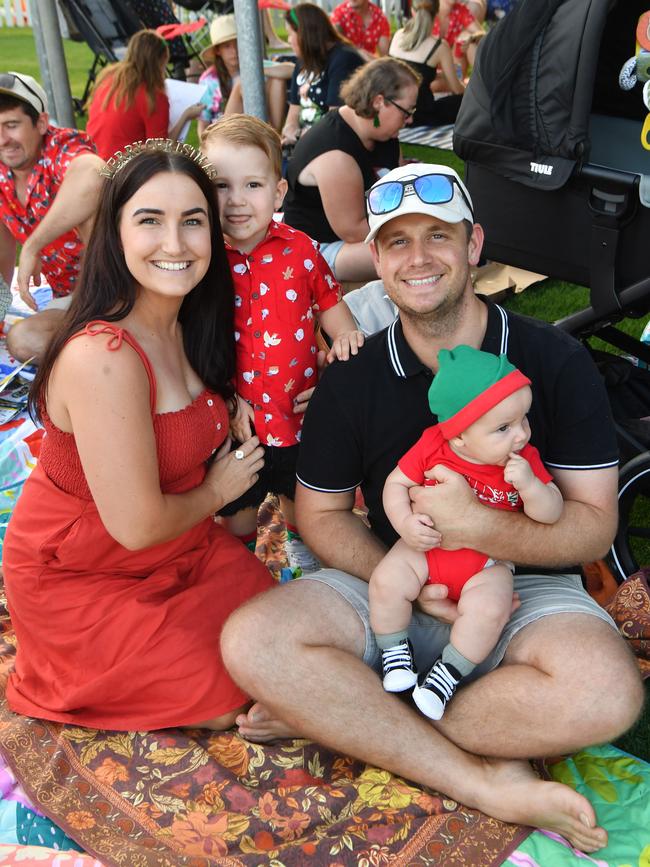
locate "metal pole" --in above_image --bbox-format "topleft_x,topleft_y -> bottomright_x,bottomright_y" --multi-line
26,1 -> 56,118
33,0 -> 75,127
233,0 -> 267,122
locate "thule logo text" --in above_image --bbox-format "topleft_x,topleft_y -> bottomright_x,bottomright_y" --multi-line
530,162 -> 553,175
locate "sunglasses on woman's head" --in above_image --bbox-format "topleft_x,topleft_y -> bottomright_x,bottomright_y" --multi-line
366,173 -> 474,217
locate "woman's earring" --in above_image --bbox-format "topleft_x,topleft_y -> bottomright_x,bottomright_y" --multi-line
373,113 -> 380,128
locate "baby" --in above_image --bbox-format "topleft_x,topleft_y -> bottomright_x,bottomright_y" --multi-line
369,345 -> 564,719
202,114 -> 363,574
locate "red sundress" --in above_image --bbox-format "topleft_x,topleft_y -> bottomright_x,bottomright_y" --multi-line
3,322 -> 273,730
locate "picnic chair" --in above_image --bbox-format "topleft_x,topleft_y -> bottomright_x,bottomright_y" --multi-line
57,0 -> 142,111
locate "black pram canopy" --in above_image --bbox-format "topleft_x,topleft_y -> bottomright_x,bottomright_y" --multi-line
454,0 -> 649,190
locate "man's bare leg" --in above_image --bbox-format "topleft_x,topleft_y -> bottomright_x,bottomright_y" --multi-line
6,309 -> 66,363
437,613 -> 644,758
221,579 -> 608,852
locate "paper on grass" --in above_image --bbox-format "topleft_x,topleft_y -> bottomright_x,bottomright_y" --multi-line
472,262 -> 547,301
165,79 -> 207,142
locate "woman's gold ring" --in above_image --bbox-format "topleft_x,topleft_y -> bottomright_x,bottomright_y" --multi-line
234,449 -> 245,460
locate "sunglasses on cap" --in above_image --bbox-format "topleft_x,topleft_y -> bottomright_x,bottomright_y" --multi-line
367,172 -> 473,218
0,72 -> 45,113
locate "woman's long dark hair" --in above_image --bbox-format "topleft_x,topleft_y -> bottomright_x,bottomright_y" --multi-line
286,3 -> 349,77
29,149 -> 236,421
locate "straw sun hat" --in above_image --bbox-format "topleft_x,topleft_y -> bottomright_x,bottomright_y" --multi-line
201,15 -> 238,63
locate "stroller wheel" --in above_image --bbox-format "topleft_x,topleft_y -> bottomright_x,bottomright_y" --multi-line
610,451 -> 650,583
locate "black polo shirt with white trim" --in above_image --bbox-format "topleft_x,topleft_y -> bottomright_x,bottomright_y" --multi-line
296,300 -> 618,548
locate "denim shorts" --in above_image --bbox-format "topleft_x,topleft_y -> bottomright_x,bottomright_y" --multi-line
319,240 -> 344,276
302,569 -> 617,680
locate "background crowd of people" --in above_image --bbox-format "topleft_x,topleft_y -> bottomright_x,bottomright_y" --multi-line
2,0 -> 498,360
102,0 -> 486,141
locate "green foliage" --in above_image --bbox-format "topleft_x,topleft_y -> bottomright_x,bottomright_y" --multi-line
573,751 -> 641,801
503,279 -> 650,344
1,26 -> 93,125
1,26 -> 55,81
401,143 -> 466,177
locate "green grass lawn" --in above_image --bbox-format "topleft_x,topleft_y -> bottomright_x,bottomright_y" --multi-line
1,25 -> 93,112
2,25 -> 650,762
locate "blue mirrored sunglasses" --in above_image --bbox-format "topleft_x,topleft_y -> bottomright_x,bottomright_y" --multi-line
367,173 -> 473,218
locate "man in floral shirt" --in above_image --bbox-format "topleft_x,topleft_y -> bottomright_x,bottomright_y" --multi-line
331,0 -> 391,61
0,72 -> 104,361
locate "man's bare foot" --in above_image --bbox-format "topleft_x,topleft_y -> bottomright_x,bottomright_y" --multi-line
473,758 -> 608,853
237,710 -> 606,853
235,702 -> 300,742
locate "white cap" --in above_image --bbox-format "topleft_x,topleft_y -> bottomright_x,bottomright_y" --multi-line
0,71 -> 48,114
365,163 -> 473,243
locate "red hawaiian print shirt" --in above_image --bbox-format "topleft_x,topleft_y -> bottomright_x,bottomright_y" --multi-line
432,2 -> 476,58
0,126 -> 95,296
228,222 -> 341,447
331,0 -> 390,54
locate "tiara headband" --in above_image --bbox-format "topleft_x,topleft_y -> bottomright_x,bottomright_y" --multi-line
99,138 -> 218,181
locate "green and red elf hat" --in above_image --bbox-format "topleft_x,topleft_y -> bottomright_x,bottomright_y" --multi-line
428,345 -> 531,439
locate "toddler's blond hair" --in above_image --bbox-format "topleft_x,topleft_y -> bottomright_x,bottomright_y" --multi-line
201,113 -> 282,179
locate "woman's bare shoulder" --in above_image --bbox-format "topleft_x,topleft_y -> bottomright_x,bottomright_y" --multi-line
54,327 -> 149,393
46,326 -> 151,431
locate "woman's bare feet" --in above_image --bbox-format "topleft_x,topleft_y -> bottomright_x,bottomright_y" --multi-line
235,702 -> 300,742
472,758 -> 608,853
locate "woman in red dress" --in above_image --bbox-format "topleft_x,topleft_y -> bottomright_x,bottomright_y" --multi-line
87,30 -> 202,159
3,142 -> 273,731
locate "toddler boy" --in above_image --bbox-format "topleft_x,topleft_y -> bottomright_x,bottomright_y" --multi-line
202,114 -> 363,573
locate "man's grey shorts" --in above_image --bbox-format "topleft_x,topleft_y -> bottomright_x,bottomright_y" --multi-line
302,569 -> 617,681
43,294 -> 73,311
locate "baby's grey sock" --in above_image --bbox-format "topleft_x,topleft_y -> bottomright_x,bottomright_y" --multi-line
442,642 -> 476,678
375,630 -> 410,650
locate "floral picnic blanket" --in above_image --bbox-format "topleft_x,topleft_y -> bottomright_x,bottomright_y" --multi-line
0,545 -> 529,865
0,517 -> 647,866
507,745 -> 650,867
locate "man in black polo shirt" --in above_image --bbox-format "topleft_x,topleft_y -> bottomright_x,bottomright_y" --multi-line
222,164 -> 644,851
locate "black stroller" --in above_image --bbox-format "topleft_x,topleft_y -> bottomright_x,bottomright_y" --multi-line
58,0 -> 215,110
57,0 -> 143,111
453,0 -> 650,582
